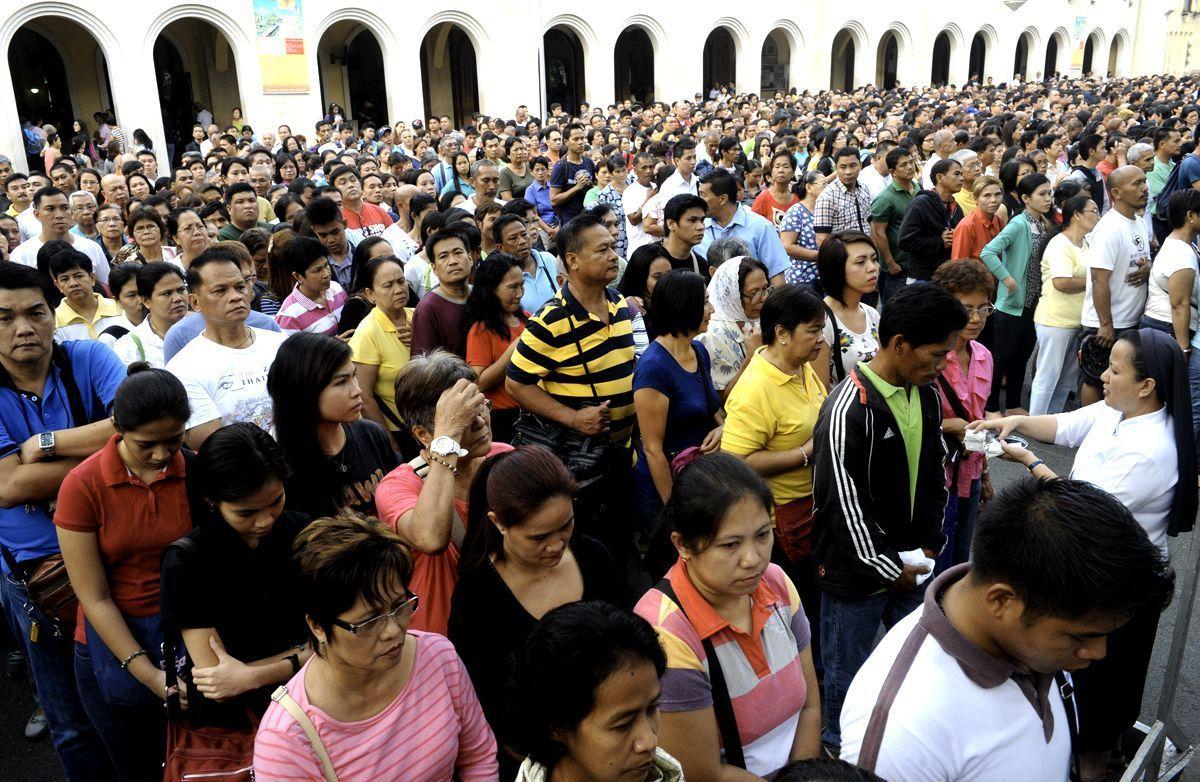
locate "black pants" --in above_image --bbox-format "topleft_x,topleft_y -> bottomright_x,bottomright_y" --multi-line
988,306 -> 1037,412
574,446 -> 635,569
1071,605 -> 1162,752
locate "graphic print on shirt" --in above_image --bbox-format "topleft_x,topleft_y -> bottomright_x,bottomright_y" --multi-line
219,367 -> 274,431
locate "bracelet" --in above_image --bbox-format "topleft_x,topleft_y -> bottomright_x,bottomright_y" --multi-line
428,454 -> 460,476
1026,459 -> 1045,473
285,653 -> 300,674
119,648 -> 147,670
799,448 -> 809,468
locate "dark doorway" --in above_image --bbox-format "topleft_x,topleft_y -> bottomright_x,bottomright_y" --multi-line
9,28 -> 73,144
420,24 -> 479,127
703,28 -> 736,94
1044,36 -> 1059,77
544,28 -> 585,115
969,33 -> 986,82
346,32 -> 387,127
830,29 -> 855,91
614,27 -> 654,103
877,32 -> 898,89
1014,34 -> 1029,80
153,38 -> 193,166
932,33 -> 951,85
1082,35 -> 1095,75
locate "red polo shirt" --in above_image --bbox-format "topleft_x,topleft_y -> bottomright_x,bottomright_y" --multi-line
54,434 -> 192,642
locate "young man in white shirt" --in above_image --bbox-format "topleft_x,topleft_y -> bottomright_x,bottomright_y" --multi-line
166,248 -> 286,448
622,152 -> 657,253
841,478 -> 1174,782
11,186 -> 111,286
1079,165 -> 1152,404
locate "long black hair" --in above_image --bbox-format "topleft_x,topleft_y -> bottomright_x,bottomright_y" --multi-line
267,333 -> 354,517
462,252 -> 526,340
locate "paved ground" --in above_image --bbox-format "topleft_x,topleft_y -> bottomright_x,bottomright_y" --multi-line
0,440 -> 1197,781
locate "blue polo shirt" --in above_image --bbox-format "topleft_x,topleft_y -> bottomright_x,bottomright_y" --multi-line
0,340 -> 126,570
697,204 -> 790,278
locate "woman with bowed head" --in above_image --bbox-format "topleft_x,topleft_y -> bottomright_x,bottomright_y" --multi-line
449,446 -> 625,778
54,365 -> 194,778
814,231 -> 881,390
464,253 -> 529,444
507,601 -> 684,782
111,262 -> 189,368
268,333 -> 398,519
969,328 -> 1195,781
634,454 -> 821,782
374,351 -> 509,636
618,243 -> 675,359
349,255 -> 415,450
633,269 -> 723,551
252,514 -> 498,781
696,256 -> 769,397
160,423 -> 311,722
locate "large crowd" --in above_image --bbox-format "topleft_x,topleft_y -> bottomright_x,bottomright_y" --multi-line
0,72 -> 1195,782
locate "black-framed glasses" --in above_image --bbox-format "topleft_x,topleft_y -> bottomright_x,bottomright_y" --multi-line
331,593 -> 419,637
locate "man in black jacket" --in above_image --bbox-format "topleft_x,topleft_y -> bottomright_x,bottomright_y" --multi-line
811,283 -> 968,754
897,158 -> 963,281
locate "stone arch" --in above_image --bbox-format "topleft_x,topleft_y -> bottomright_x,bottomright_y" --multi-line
1044,26 -> 1069,77
543,18 -> 592,114
614,15 -> 666,103
1083,28 -> 1106,76
878,22 -> 912,88
1108,29 -> 1130,77
420,20 -> 479,125
931,24 -> 963,86
315,17 -> 391,126
761,21 -> 805,94
829,20 -> 868,91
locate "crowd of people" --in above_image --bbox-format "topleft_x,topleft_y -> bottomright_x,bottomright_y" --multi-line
0,71 -> 1195,782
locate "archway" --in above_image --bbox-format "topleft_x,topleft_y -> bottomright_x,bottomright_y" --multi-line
761,28 -> 792,94
1107,34 -> 1124,77
153,18 -> 243,145
830,29 -> 856,91
703,27 -> 736,95
614,26 -> 654,103
968,32 -> 987,82
931,32 -> 951,86
1082,34 -> 1096,75
420,23 -> 478,127
1044,32 -> 1063,78
8,19 -> 114,171
317,24 -> 389,129
876,31 -> 899,89
544,27 -> 585,115
1014,33 -> 1030,80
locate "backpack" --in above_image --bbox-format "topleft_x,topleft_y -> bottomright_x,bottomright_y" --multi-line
23,127 -> 42,156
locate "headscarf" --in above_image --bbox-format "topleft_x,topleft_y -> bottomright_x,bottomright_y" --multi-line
1134,328 -> 1197,536
707,255 -> 756,326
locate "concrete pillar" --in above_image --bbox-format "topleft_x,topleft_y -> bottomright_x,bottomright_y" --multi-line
585,38 -> 614,108
0,52 -> 28,173
735,37 -> 759,96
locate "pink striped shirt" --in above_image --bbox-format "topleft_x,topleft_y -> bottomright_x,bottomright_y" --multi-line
274,281 -> 348,336
253,631 -> 498,781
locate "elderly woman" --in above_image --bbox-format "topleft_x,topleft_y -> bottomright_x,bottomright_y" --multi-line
696,256 -> 770,396
253,514 -> 498,780
970,327 -> 1194,782
113,207 -> 180,265
374,350 -> 509,636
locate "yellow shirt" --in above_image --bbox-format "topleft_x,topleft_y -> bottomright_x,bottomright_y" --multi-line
953,188 -> 976,216
721,347 -> 826,502
53,294 -> 125,341
1034,233 -> 1088,329
349,305 -> 414,430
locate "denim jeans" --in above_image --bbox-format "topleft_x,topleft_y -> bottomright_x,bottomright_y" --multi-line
74,641 -> 166,781
937,478 -> 982,573
989,307 -> 1037,412
1029,323 -> 1081,415
1188,351 -> 1200,465
1,574 -> 114,782
820,586 -> 925,749
879,270 -> 908,305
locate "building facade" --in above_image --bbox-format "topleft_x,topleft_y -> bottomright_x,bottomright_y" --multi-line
0,0 -> 1188,173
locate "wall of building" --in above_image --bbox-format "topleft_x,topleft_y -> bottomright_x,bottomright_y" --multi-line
0,0 -> 1184,174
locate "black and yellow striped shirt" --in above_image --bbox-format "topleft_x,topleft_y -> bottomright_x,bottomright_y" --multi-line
506,283 -> 636,445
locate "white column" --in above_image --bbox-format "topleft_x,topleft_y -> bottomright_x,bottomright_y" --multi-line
109,53 -> 169,173
0,52 -> 28,173
951,38 -> 971,86
735,39 -> 758,96
586,41 -> 614,108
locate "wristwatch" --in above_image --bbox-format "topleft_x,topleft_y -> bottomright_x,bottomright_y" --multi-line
429,436 -> 468,458
38,431 -> 55,458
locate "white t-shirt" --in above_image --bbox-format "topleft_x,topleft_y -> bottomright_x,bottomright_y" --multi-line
1143,237 -> 1199,332
166,327 -> 286,432
842,606 -> 1072,782
1055,401 -> 1177,553
112,317 -> 167,369
16,207 -> 39,244
404,254 -> 436,299
623,181 -> 654,252
11,234 -> 112,286
1080,209 -> 1151,330
379,222 -> 419,263
823,302 -> 881,381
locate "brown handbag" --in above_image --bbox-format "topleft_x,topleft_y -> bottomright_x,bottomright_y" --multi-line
1,548 -> 78,640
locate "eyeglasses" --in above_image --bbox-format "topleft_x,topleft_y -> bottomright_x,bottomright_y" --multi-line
741,285 -> 773,302
331,593 -> 419,637
964,304 -> 996,318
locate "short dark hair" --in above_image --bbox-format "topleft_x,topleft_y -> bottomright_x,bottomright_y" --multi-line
556,212 -> 607,260
930,157 -> 959,186
492,213 -> 525,245
112,364 -> 190,432
219,156 -> 249,178
1076,133 -> 1105,160
833,146 -> 861,163
774,759 -> 884,782
648,269 -> 707,336
328,165 -> 358,186
661,453 -> 774,551
0,255 -> 53,303
877,282 -> 968,349
135,261 -> 185,299
305,195 -> 342,227
32,186 -> 66,209
818,231 -> 878,305
425,228 -> 468,260
699,168 -> 738,201
761,284 -> 824,345
972,478 -> 1174,622
47,242 -> 92,278
185,246 -> 242,290
282,236 -> 329,276
662,193 -> 707,238
1167,188 -> 1200,229
224,182 -> 256,204
507,601 -> 666,768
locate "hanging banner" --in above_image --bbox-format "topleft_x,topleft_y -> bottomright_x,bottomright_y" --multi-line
1071,16 -> 1087,71
255,0 -> 310,93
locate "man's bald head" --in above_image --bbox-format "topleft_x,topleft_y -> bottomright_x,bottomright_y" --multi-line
395,184 -> 418,208
1108,165 -> 1149,210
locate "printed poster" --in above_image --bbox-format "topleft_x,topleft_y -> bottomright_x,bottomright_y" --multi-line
254,0 -> 310,94
1071,16 -> 1087,71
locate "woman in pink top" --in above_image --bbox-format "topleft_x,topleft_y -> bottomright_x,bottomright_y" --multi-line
930,260 -> 996,572
253,514 -> 498,781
